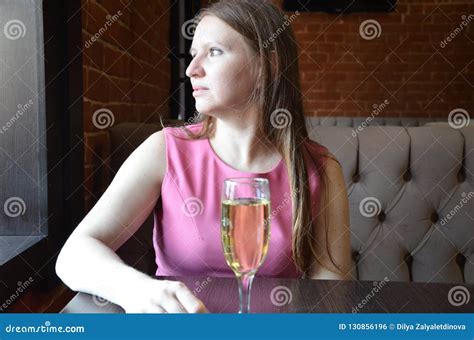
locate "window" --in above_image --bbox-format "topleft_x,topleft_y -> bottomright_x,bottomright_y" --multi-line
0,0 -> 84,304
0,0 -> 47,265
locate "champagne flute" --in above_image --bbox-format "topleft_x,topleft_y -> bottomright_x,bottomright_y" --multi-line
221,177 -> 271,314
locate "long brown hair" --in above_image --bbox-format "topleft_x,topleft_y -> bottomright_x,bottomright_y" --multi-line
173,0 -> 344,277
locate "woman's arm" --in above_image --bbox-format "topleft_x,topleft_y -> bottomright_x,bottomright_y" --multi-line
55,130 -> 167,307
308,155 -> 352,280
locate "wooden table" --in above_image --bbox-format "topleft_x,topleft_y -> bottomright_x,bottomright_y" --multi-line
61,276 -> 474,313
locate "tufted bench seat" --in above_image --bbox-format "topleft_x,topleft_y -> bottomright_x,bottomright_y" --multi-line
309,124 -> 473,284
305,116 -> 445,128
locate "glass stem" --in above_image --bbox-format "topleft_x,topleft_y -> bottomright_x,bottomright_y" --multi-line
237,273 -> 255,314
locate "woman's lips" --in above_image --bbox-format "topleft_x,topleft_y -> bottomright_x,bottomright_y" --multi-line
193,89 -> 208,96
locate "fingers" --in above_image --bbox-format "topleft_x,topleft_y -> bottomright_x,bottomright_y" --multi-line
123,279 -> 209,313
160,297 -> 188,313
154,306 -> 167,313
175,286 -> 209,313
124,305 -> 167,313
145,305 -> 167,313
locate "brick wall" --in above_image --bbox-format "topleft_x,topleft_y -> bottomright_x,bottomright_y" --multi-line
81,0 -> 171,211
279,1 -> 473,118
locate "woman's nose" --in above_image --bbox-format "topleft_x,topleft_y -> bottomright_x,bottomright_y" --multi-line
185,57 -> 204,78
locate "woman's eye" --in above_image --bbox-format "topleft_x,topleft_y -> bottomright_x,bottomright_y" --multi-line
209,48 -> 221,56
189,48 -> 221,59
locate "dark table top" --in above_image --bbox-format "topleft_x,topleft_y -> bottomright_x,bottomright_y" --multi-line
61,276 -> 474,313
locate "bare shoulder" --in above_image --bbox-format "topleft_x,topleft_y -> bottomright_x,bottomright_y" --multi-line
324,152 -> 344,181
144,129 -> 166,152
135,129 -> 167,184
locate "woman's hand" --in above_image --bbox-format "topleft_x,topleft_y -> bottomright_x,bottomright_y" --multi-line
121,278 -> 209,313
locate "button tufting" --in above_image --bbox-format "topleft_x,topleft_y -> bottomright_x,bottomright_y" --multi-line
352,252 -> 360,262
353,173 -> 360,183
378,211 -> 386,222
430,212 -> 439,223
403,171 -> 412,182
456,253 -> 466,267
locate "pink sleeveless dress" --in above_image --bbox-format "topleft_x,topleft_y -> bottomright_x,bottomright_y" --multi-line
152,122 -> 328,278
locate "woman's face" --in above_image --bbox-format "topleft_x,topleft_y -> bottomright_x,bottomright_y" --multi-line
186,15 -> 259,117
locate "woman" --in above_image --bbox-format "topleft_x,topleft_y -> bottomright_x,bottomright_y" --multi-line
56,0 -> 351,313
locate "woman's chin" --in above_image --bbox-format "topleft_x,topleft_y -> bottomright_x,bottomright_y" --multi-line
195,107 -> 217,118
